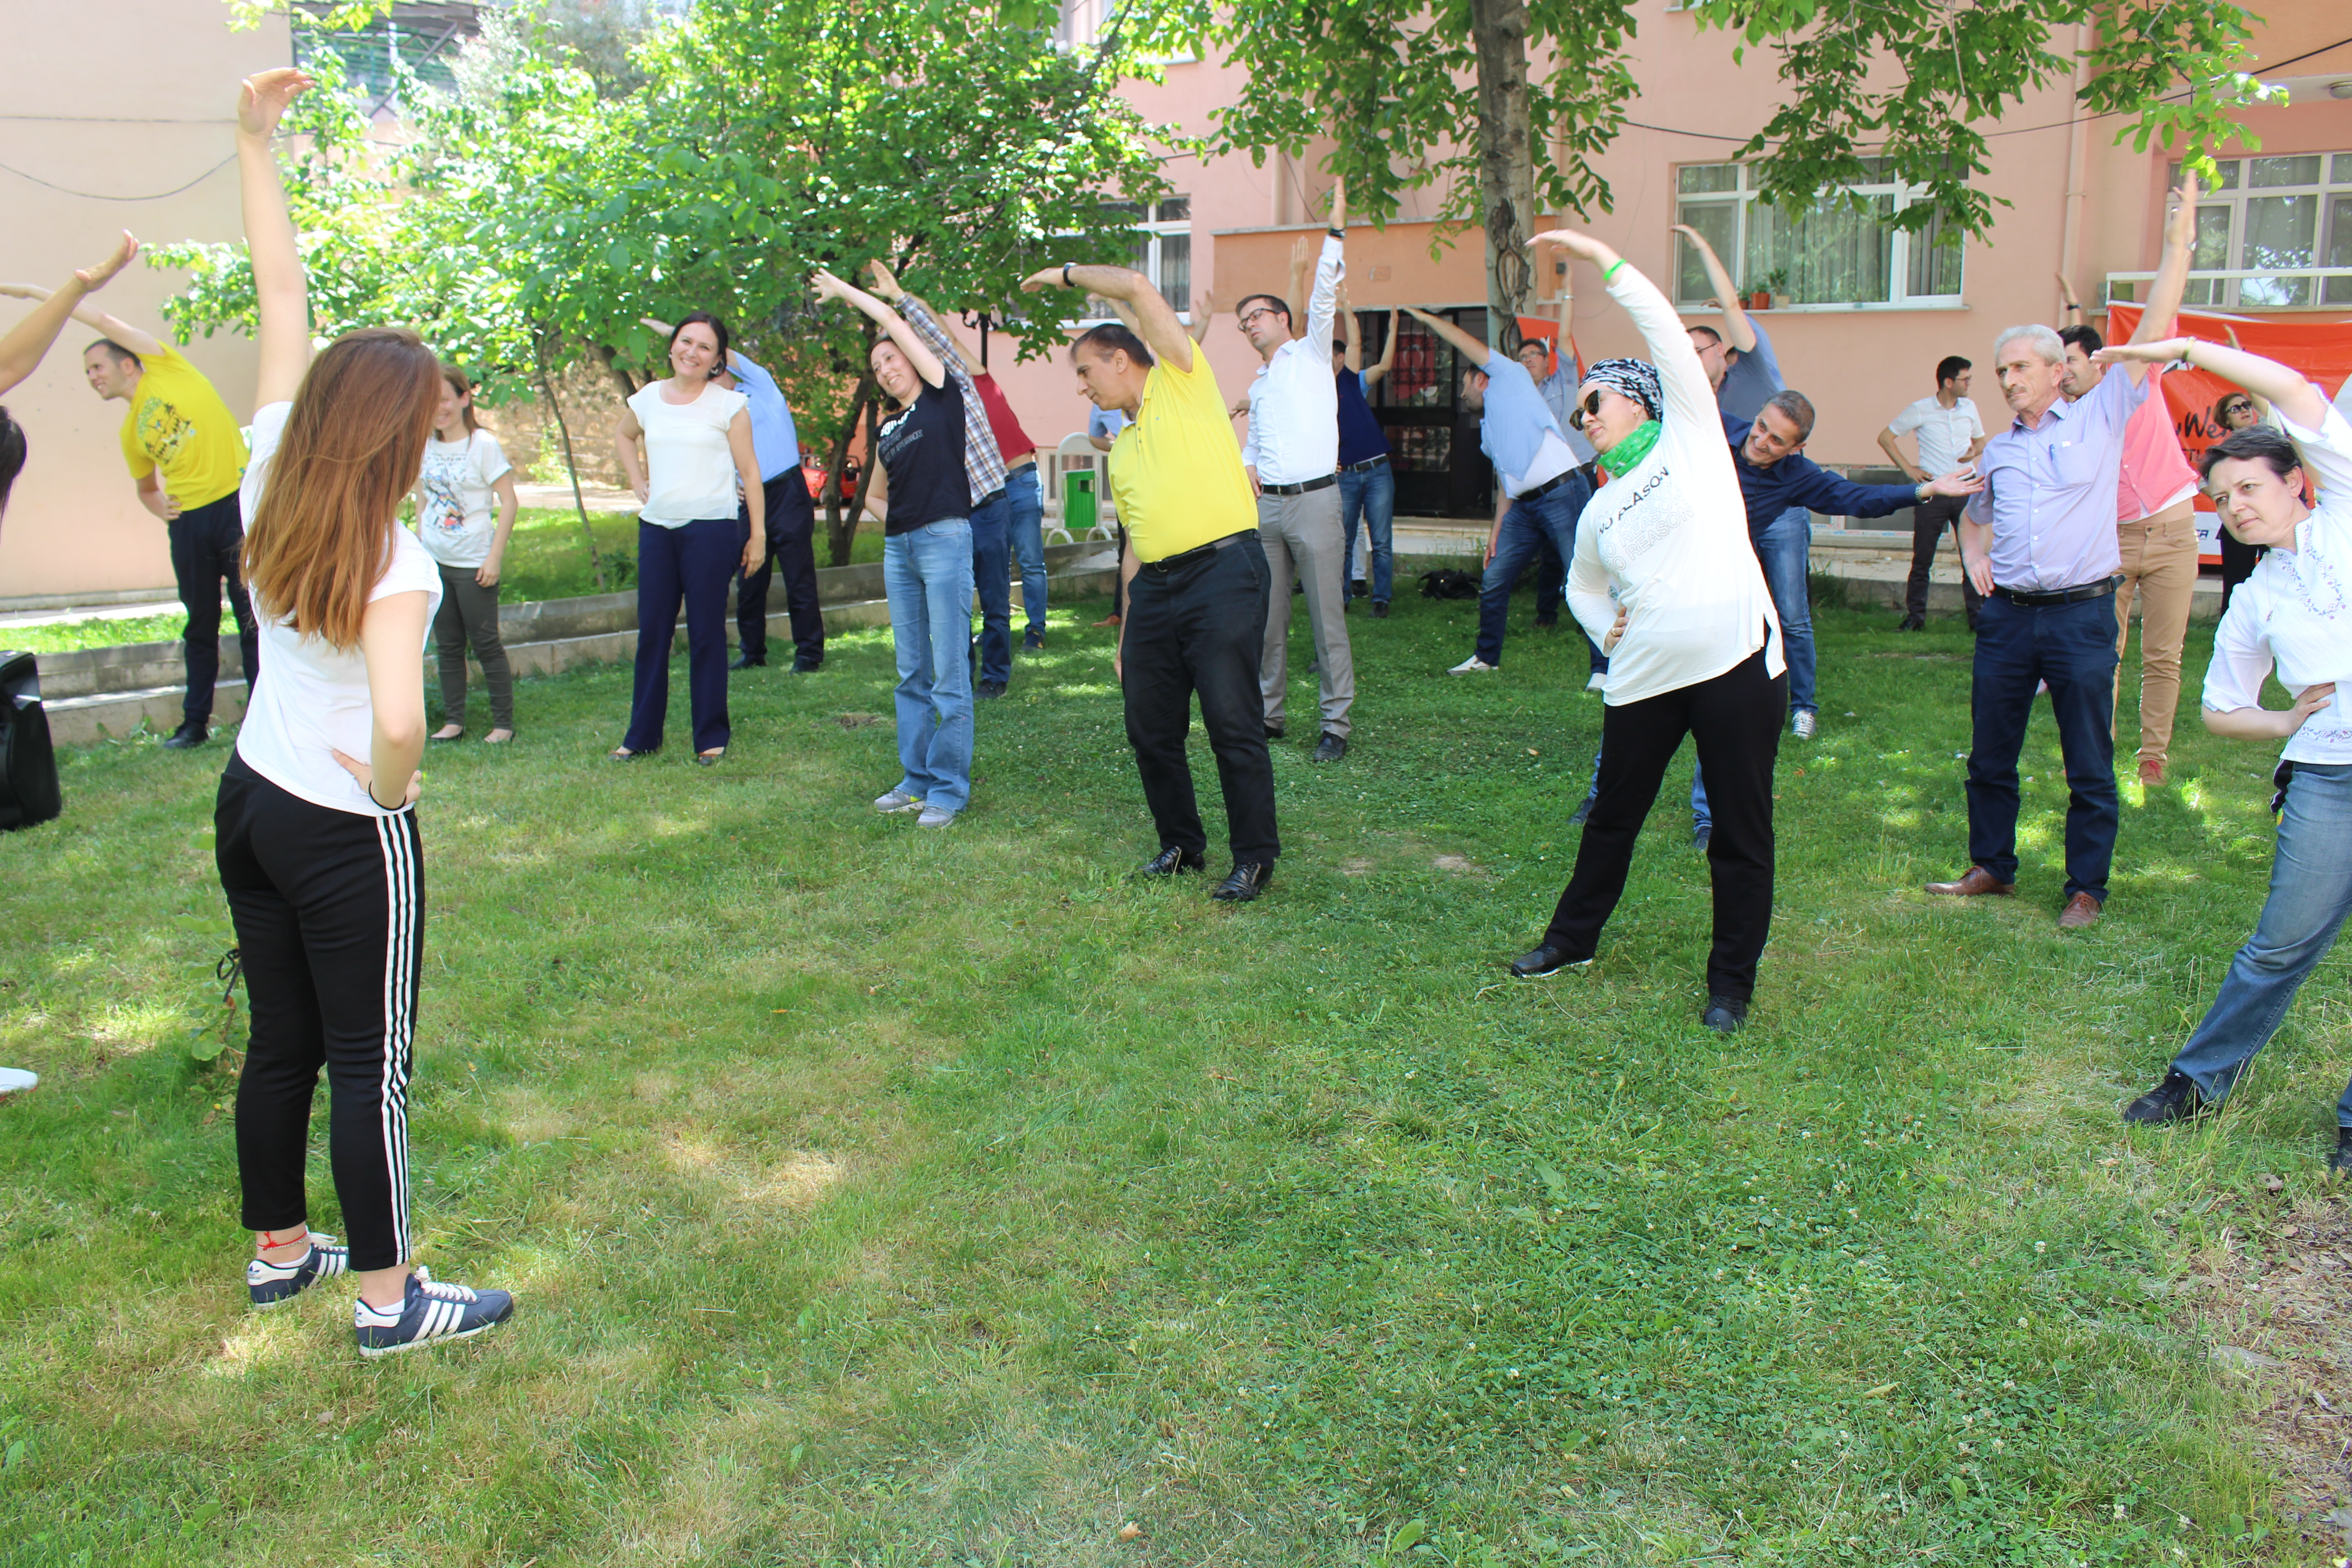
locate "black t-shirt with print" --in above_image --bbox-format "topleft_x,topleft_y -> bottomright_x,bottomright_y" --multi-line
875,378 -> 968,536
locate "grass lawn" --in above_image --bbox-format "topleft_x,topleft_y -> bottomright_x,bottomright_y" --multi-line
0,585 -> 2328,1565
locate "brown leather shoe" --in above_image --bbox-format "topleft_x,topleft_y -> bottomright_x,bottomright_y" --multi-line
1925,866 -> 2016,897
2058,892 -> 2102,929
2138,759 -> 2165,787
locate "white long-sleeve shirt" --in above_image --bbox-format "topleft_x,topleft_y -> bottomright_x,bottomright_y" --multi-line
2202,402 -> 2352,765
1241,232 -> 1344,485
1567,264 -> 1784,706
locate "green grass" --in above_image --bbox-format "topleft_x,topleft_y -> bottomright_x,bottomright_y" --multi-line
1,613 -> 192,656
0,589 -> 2317,1564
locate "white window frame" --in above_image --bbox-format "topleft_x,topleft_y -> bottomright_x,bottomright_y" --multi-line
1672,160 -> 1965,312
1075,197 -> 1192,325
2111,152 -> 2352,311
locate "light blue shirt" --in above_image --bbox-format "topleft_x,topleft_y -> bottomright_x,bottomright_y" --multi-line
1966,361 -> 2149,593
1089,405 -> 1129,441
1715,316 -> 1783,424
1533,344 -> 1596,466
1477,353 -> 1576,497
728,352 -> 800,483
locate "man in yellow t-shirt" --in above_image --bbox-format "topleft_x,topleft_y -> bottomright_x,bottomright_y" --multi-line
75,300 -> 253,748
1022,261 -> 1277,902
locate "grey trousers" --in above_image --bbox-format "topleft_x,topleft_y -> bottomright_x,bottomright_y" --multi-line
1257,484 -> 1354,739
432,564 -> 514,730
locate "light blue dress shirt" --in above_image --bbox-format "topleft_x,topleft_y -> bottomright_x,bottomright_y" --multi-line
1966,363 -> 2148,593
728,353 -> 800,483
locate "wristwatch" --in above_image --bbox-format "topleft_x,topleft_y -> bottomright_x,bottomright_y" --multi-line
1062,262 -> 1074,288
1916,481 -> 1932,502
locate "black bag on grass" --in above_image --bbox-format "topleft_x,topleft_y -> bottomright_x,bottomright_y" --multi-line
1420,568 -> 1481,600
0,651 -> 62,831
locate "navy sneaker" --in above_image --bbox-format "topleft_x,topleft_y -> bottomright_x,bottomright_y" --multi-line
353,1268 -> 514,1358
247,1233 -> 350,1308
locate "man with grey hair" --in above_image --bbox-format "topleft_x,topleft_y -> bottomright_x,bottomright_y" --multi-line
1924,242 -> 2180,926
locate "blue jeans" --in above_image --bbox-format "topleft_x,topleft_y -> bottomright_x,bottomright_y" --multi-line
2172,761 -> 2352,1125
1691,508 -> 1814,828
1338,462 -> 1396,605
1966,591 -> 2119,900
884,519 -> 976,813
1473,474 -> 1603,671
968,497 -> 1014,687
1004,466 -> 1046,633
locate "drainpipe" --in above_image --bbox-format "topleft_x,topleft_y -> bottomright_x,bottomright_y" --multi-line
2058,20 -> 2093,322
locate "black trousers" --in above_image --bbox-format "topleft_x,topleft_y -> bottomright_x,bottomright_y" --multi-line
170,491 -> 260,725
2220,530 -> 2263,617
1544,647 -> 1786,1002
1121,532 -> 1280,865
217,753 -> 421,1273
1906,493 -> 1983,622
737,472 -> 824,667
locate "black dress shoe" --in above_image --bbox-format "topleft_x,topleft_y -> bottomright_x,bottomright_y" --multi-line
1311,732 -> 1347,763
162,721 -> 207,750
1136,845 -> 1206,877
729,652 -> 766,671
2122,1068 -> 2203,1125
1896,614 -> 1925,632
1534,614 -> 1558,629
1701,995 -> 1749,1034
1264,722 -> 1286,741
1023,627 -> 1046,651
1508,943 -> 1585,978
1211,862 -> 1273,902
790,659 -> 823,674
976,680 -> 1007,700
1568,793 -> 1596,828
2332,1127 -> 2352,1176
1371,602 -> 1390,619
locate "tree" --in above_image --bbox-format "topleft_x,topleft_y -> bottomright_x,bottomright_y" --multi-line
1152,0 -> 2269,347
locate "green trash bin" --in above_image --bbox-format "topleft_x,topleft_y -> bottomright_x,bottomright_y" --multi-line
1064,471 -> 1097,535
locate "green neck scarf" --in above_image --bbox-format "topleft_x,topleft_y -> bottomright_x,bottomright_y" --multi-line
1598,419 -> 1662,479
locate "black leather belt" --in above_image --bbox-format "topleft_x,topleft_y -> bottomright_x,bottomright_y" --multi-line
1261,473 -> 1337,496
975,486 -> 1006,507
1518,469 -> 1576,503
1338,455 -> 1389,473
1990,575 -> 2121,608
1141,529 -> 1253,573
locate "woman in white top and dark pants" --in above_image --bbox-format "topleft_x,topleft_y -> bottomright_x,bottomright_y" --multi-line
219,68 -> 510,1354
612,312 -> 765,762
1508,230 -> 1786,1033
415,365 -> 519,741
2106,334 -> 2352,1168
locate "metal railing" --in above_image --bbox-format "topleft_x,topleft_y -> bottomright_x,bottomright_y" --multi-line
2105,267 -> 2352,312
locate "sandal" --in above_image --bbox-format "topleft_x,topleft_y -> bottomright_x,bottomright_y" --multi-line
484,729 -> 515,745
429,724 -> 466,742
609,746 -> 653,761
695,748 -> 726,767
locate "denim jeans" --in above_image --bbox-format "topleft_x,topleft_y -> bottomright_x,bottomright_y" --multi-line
1691,508 -> 1813,828
1004,465 -> 1047,633
968,496 -> 1014,687
884,518 -> 976,813
1473,474 -> 1603,671
1965,591 -> 2120,900
1338,462 -> 1396,605
2171,761 -> 2352,1125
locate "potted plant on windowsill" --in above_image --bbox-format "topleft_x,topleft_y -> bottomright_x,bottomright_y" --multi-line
1760,268 -> 1792,310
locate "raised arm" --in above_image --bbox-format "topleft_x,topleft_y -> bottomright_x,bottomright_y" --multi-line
0,232 -> 137,395
237,68 -> 317,407
0,283 -> 166,362
1533,228 -> 1713,431
1670,223 -> 1755,353
2127,172 -> 2200,372
867,261 -> 986,377
1362,309 -> 1400,390
1019,264 -> 1194,372
2094,336 -> 2328,432
1187,288 -> 1220,346
1286,238 -> 1309,335
1399,305 -> 1491,367
1338,283 -> 1362,373
1302,178 -> 1345,366
813,269 -> 944,389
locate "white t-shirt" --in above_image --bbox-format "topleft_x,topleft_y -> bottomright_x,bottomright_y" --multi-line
234,402 -> 443,816
627,380 -> 749,527
2202,402 -> 2352,765
1886,395 -> 1984,477
1566,265 -> 1784,706
413,430 -> 513,569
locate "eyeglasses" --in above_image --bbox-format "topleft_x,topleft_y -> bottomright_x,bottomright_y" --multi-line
1237,306 -> 1281,329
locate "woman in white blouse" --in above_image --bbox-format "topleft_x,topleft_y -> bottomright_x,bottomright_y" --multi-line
1504,226 -> 1784,1036
2101,333 -> 2352,1169
612,312 -> 765,764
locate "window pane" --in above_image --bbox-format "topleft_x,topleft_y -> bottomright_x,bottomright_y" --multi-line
2249,155 -> 2323,189
2327,193 -> 2352,307
2240,193 -> 2317,305
1674,201 -> 1739,304
1155,196 -> 1191,222
2171,158 -> 2239,191
1905,206 -> 1963,298
1749,192 -> 1894,305
1155,232 -> 1190,309
1677,163 -> 1740,195
2183,203 -> 2231,306
2336,153 -> 2352,185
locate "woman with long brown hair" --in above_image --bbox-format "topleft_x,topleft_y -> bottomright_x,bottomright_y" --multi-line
416,365 -> 519,743
219,68 -> 513,1356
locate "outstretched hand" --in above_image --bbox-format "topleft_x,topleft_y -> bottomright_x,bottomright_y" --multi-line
866,259 -> 903,301
1529,228 -> 1618,268
810,268 -> 852,305
1018,267 -> 1068,294
1925,466 -> 1985,499
237,68 -> 314,139
2091,338 -> 2189,368
77,232 -> 138,292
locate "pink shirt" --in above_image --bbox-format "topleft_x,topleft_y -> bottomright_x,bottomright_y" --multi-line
2114,368 -> 2198,522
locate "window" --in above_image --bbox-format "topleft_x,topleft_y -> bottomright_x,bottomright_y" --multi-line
2162,154 -> 2352,308
1672,161 -> 1964,309
1082,198 -> 1190,318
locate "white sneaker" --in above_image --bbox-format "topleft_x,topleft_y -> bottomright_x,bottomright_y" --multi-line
1449,656 -> 1497,675
0,1067 -> 36,1096
1791,710 -> 1818,740
917,804 -> 957,828
873,789 -> 922,813
1584,672 -> 1606,693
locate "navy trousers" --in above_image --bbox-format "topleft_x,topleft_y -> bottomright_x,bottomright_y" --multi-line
623,517 -> 737,755
1965,590 -> 2121,901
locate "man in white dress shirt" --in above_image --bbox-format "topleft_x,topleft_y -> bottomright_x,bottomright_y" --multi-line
1238,179 -> 1355,764
1881,355 -> 1989,630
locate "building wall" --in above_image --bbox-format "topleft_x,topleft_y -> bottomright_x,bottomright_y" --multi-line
0,4 -> 289,601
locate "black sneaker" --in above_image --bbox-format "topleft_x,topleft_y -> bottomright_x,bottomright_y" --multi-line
1023,627 -> 1046,652
1569,793 -> 1596,828
1896,614 -> 1925,632
2332,1127 -> 2352,1176
353,1268 -> 515,1358
1701,995 -> 1748,1034
2122,1068 -> 2204,1125
162,721 -> 208,749
247,1233 -> 350,1308
1371,602 -> 1390,619
790,659 -> 823,675
1534,614 -> 1558,629
729,652 -> 766,671
976,680 -> 1007,700
1692,823 -> 1712,853
1509,943 -> 1587,979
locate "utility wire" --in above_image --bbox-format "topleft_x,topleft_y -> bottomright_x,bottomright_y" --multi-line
0,153 -> 237,203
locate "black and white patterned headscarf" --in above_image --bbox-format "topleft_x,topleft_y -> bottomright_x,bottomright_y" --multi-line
1581,357 -> 1663,423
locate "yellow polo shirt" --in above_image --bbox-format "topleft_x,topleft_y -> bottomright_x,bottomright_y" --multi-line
118,344 -> 246,511
1104,348 -> 1255,562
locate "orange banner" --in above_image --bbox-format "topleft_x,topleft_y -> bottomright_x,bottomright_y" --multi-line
2104,303 -> 2352,562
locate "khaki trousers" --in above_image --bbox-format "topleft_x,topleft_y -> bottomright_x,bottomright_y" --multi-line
2112,500 -> 2198,769
1257,485 -> 1355,739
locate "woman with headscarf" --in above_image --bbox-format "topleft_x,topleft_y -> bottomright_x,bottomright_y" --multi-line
1504,229 -> 1786,1034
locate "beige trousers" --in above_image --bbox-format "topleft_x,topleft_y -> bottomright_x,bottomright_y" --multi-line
2112,500 -> 2199,769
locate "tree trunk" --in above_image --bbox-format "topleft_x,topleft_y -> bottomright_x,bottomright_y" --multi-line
1469,0 -> 1537,352
535,333 -> 607,594
592,343 -> 640,400
822,371 -> 877,568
